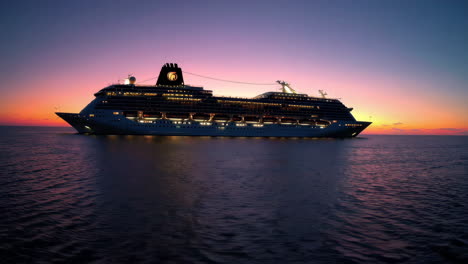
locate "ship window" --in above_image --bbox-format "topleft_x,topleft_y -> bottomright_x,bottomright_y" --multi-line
89,114 -> 95,117
113,112 -> 120,115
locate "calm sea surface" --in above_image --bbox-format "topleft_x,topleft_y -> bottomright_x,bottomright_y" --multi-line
1,126 -> 467,263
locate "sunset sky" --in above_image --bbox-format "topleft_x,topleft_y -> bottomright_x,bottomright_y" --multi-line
1,0 -> 467,135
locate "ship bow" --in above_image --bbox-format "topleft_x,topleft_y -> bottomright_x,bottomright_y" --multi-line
56,112 -> 91,133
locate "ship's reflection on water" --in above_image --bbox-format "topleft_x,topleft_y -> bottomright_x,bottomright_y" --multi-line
1,127 -> 467,263
82,134 -> 352,262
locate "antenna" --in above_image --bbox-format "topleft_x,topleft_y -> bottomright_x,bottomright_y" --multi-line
318,90 -> 327,98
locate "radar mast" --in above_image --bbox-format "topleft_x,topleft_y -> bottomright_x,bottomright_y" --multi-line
318,90 -> 327,98
276,80 -> 297,94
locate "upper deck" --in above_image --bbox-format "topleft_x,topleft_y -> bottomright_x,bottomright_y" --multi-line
95,84 -> 342,105
89,63 -> 355,120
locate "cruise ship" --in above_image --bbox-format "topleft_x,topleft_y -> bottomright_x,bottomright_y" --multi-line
56,63 -> 371,137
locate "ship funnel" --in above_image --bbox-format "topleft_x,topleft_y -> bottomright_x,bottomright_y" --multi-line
156,63 -> 184,86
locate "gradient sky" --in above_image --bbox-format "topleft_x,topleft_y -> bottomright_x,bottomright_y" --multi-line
1,0 -> 467,135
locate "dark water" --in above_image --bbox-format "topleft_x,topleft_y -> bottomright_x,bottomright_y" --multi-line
1,126 -> 467,263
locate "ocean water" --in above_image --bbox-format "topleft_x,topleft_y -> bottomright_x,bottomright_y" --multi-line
1,126 -> 467,263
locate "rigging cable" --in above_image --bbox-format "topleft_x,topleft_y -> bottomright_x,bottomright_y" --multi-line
137,76 -> 158,84
182,71 -> 276,85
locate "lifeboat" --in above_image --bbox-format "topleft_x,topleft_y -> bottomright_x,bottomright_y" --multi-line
316,120 -> 330,125
244,116 -> 259,123
166,112 -> 190,119
316,120 -> 331,127
213,114 -> 230,121
231,115 -> 242,122
299,119 -> 314,125
280,117 -> 297,124
143,112 -> 162,118
193,113 -> 210,121
263,117 -> 278,123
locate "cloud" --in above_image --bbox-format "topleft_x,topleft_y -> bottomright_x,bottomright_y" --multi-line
438,128 -> 468,135
379,122 -> 402,127
439,128 -> 463,131
368,127 -> 468,135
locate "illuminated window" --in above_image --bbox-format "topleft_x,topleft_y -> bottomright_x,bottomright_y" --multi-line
113,112 -> 120,115
89,114 -> 95,117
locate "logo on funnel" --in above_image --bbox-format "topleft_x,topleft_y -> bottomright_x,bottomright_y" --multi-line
167,72 -> 178,81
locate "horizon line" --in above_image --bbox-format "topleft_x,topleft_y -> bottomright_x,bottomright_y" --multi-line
0,124 -> 466,136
